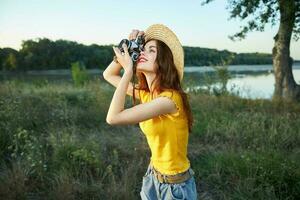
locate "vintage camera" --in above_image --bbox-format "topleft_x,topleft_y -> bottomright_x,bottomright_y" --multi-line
118,35 -> 145,62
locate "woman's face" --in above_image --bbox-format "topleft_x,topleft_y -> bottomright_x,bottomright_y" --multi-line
136,40 -> 158,74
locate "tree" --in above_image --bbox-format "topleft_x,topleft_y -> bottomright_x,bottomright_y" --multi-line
201,0 -> 300,101
5,53 -> 18,70
0,48 -> 19,71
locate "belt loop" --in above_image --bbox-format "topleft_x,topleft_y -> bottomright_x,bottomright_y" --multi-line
188,168 -> 195,176
149,162 -> 153,172
162,174 -> 167,184
148,164 -> 152,175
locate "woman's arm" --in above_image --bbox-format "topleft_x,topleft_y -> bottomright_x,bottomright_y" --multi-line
106,69 -> 178,125
103,28 -> 144,99
106,44 -> 178,125
103,61 -> 140,99
106,70 -> 133,124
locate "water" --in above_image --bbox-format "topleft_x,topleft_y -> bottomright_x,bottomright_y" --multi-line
227,70 -> 300,99
184,63 -> 300,99
1,63 -> 300,99
184,64 -> 277,73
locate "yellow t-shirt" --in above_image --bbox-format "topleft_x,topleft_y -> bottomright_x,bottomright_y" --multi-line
138,89 -> 190,175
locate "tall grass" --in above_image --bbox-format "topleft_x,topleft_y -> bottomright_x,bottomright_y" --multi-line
0,77 -> 299,199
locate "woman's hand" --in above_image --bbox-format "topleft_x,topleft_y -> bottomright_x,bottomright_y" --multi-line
129,29 -> 144,40
112,29 -> 144,74
113,44 -> 133,74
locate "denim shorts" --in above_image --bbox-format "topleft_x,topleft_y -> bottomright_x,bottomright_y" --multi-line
140,164 -> 198,200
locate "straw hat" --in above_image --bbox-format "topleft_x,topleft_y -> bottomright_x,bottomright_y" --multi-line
144,24 -> 184,82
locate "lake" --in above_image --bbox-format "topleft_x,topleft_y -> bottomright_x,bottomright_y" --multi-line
1,63 -> 300,99
184,63 -> 300,99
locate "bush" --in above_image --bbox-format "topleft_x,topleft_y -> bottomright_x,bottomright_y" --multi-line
71,61 -> 88,87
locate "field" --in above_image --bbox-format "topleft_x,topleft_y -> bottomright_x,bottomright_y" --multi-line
0,77 -> 299,200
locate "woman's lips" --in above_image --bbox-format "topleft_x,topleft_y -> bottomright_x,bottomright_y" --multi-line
137,58 -> 147,63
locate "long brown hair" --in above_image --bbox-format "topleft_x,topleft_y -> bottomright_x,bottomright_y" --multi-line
131,40 -> 194,133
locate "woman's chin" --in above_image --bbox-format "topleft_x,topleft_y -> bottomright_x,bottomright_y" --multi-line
137,61 -> 149,67
136,63 -> 153,73
136,64 -> 143,71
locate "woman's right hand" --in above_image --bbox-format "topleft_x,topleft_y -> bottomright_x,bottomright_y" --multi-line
128,29 -> 144,41
113,29 -> 144,63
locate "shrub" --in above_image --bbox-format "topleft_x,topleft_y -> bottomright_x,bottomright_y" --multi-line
71,61 -> 88,87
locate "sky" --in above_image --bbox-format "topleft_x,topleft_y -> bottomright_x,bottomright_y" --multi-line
0,0 -> 299,59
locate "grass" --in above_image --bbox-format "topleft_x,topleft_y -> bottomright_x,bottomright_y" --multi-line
0,76 -> 299,199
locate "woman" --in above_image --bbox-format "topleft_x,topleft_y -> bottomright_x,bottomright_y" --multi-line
103,24 -> 197,200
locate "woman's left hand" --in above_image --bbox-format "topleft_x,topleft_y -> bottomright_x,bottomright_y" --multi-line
113,44 -> 133,74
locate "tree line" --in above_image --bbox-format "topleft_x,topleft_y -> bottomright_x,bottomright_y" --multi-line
0,38 -> 283,71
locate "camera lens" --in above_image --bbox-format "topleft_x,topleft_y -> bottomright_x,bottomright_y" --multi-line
118,39 -> 130,52
132,53 -> 139,62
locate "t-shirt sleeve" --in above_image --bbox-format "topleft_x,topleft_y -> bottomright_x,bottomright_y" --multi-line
157,90 -> 180,118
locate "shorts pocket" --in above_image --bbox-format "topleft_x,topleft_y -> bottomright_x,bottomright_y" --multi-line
169,183 -> 186,200
183,176 -> 197,200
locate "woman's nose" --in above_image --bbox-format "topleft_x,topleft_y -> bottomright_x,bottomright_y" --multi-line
140,50 -> 145,56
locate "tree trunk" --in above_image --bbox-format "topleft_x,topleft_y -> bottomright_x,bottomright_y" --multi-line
272,0 -> 300,101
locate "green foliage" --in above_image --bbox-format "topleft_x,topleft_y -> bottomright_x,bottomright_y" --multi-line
0,161 -> 30,199
49,131 -> 103,174
0,48 -> 19,71
5,53 -> 18,70
184,46 -> 273,66
17,38 -> 113,71
8,128 -> 50,175
193,150 -> 300,199
0,79 -> 300,199
213,55 -> 232,96
212,66 -> 231,96
200,55 -> 232,96
0,38 -> 277,71
71,61 -> 88,87
201,0 -> 300,41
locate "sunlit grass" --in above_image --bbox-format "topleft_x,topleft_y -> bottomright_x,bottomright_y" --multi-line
0,77 -> 299,199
